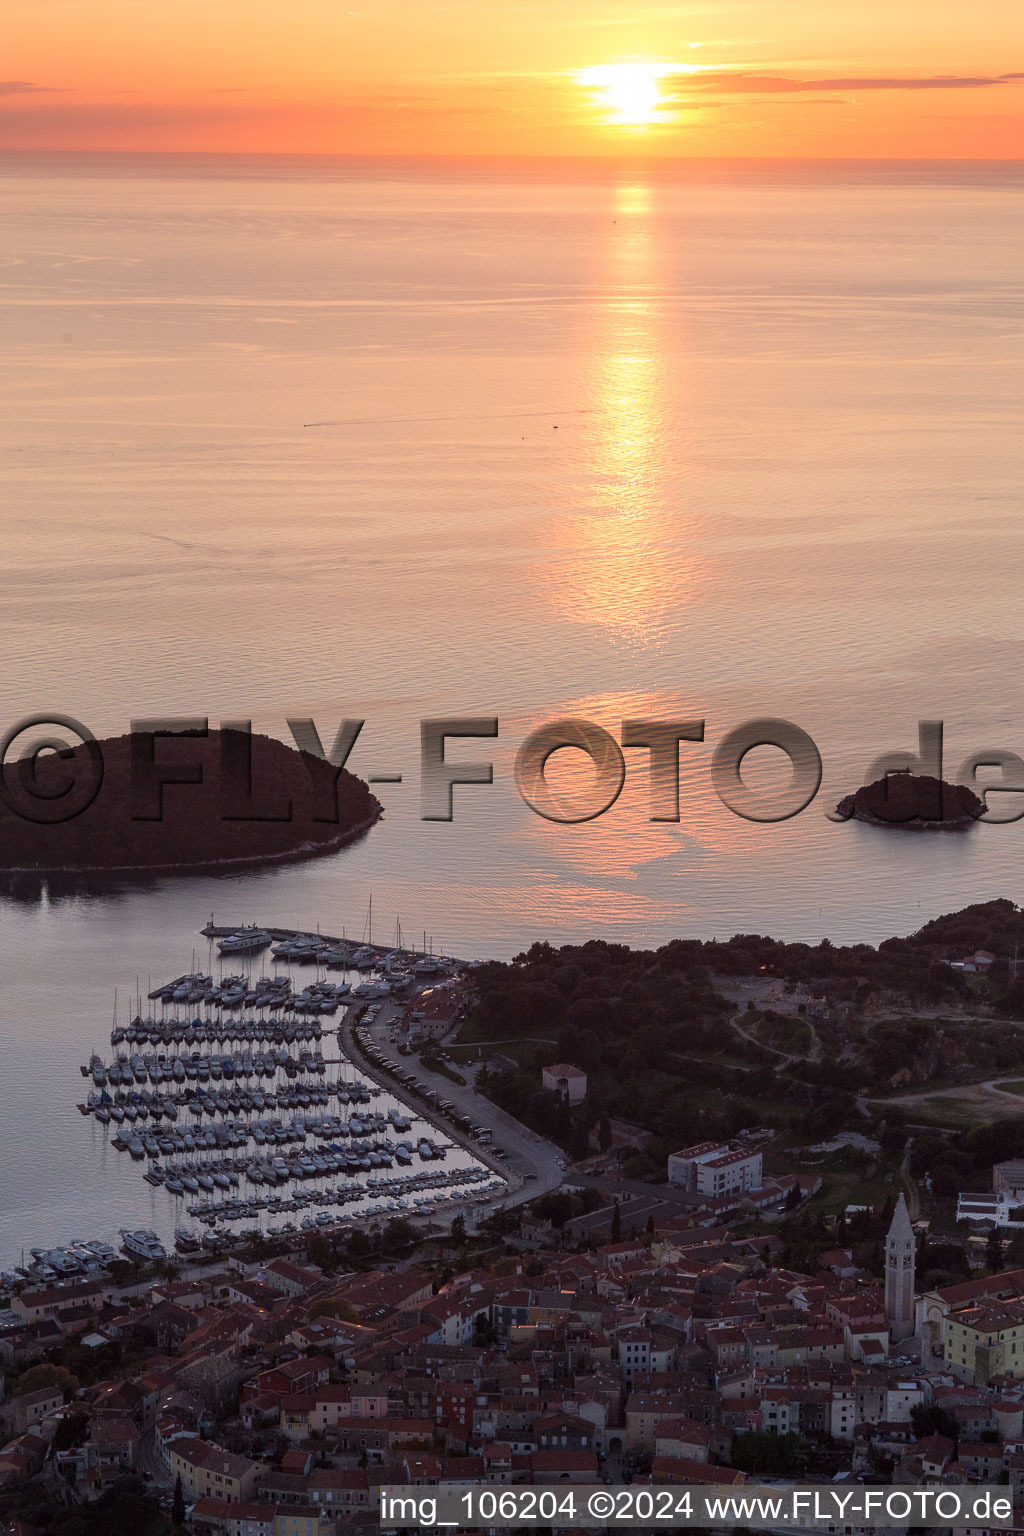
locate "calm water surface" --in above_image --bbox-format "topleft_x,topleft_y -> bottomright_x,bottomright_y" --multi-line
1,155 -> 1023,1264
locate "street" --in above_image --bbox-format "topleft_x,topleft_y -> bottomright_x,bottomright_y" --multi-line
340,1000 -> 566,1221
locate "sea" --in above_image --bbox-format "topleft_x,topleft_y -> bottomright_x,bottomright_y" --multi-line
1,151 -> 1023,1268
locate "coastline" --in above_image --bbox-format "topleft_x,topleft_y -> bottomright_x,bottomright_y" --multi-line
0,806 -> 383,878
843,811 -> 977,832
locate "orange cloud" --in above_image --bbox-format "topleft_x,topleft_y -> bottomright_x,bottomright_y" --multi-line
0,80 -> 59,94
669,70 -> 1024,94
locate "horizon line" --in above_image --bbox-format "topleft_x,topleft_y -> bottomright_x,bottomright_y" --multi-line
2,147 -> 1024,165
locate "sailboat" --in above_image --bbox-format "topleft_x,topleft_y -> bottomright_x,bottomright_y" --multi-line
351,897 -> 377,967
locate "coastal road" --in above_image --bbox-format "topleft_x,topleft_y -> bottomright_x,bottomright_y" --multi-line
340,1004 -> 565,1218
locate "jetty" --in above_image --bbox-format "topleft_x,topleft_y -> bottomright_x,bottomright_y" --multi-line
200,919 -> 454,970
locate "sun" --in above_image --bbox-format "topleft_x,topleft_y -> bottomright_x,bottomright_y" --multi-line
576,62 -> 675,130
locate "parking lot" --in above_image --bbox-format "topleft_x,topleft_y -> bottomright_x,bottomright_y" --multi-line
341,998 -> 566,1216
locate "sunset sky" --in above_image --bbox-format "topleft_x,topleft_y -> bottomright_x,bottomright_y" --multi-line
3,0 -> 1024,157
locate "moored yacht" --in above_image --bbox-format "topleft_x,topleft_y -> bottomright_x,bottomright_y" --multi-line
119,1228 -> 167,1262
218,927 -> 272,953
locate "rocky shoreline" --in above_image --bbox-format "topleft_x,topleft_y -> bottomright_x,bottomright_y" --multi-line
0,809 -> 382,876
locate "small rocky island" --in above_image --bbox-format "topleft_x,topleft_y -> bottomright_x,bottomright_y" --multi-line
836,772 -> 983,829
0,728 -> 382,873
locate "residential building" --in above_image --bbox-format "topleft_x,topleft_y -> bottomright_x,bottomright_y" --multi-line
541,1064 -> 587,1105
667,1142 -> 763,1197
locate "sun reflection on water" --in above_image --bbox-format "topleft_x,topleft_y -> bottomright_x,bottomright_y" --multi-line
544,182 -> 703,650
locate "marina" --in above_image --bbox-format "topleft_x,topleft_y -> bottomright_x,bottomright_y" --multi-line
1,919 -> 505,1288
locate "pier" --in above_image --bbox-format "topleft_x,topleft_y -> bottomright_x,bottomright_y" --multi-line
199,919 -> 455,967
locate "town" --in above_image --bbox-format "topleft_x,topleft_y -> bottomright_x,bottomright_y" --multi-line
7,1168 -> 1024,1536
7,901 -> 1024,1535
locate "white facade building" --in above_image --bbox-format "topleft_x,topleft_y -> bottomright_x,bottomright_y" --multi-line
667,1141 -> 763,1196
541,1063 -> 587,1105
994,1160 -> 1024,1199
957,1191 -> 1024,1229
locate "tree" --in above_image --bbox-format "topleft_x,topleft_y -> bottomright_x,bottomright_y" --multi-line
598,1116 -> 612,1152
731,1431 -> 801,1475
917,1239 -> 970,1290
910,1404 -> 958,1441
472,1309 -> 497,1346
450,1213 -> 467,1244
308,1297 -> 358,1324
533,1191 -> 574,1229
52,1410 -> 89,1452
481,1207 -> 521,1239
611,1200 -> 621,1242
879,1120 -> 908,1158
14,1363 -> 79,1399
345,1228 -> 372,1262
306,1233 -> 334,1270
987,1228 -> 1006,1274
908,1132 -> 951,1179
90,1480 -> 156,1536
172,1473 -> 186,1529
784,1183 -> 802,1211
630,1443 -> 655,1473
382,1217 -> 417,1252
930,1152 -> 972,1198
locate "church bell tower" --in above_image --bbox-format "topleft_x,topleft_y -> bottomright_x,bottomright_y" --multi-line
885,1191 -> 916,1342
